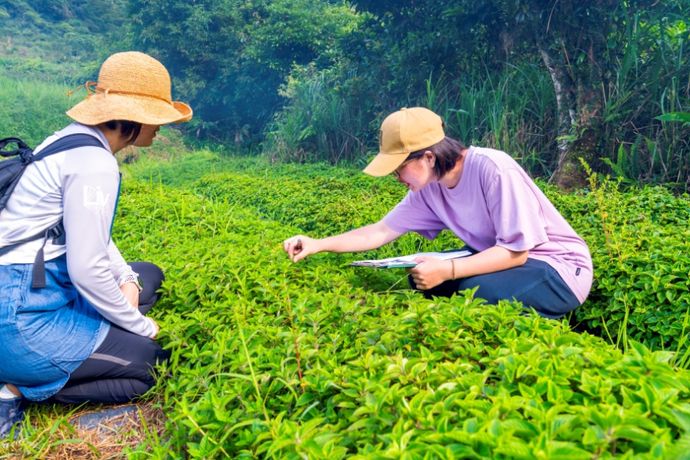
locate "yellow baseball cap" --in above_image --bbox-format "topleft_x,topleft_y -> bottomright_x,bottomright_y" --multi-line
363,107 -> 445,176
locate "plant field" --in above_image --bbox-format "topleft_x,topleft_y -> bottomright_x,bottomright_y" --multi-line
130,153 -> 690,458
0,136 -> 688,458
133,152 -> 690,356
7,149 -> 690,458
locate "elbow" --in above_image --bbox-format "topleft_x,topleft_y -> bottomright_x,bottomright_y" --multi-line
513,250 -> 529,266
66,253 -> 88,287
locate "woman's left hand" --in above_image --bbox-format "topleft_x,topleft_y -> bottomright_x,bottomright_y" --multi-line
409,256 -> 453,290
120,282 -> 140,309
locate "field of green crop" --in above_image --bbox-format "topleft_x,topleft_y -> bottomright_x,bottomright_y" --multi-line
2,74 -> 690,458
5,146 -> 689,458
129,152 -> 690,459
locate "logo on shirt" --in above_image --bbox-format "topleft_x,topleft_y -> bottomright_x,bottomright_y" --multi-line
83,185 -> 110,210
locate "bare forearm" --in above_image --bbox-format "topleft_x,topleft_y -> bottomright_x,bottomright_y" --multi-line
284,221 -> 401,262
317,223 -> 397,253
452,246 -> 528,279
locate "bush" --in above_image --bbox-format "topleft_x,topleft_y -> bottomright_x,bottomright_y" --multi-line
543,173 -> 690,359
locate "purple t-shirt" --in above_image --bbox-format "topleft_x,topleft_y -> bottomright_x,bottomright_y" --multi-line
383,146 -> 593,303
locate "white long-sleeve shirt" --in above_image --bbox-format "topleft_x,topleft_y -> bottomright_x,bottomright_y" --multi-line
0,123 -> 156,338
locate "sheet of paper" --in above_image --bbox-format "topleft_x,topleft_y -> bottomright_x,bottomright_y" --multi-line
350,249 -> 472,268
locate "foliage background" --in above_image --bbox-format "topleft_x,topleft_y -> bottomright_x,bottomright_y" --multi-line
1,0 -> 688,188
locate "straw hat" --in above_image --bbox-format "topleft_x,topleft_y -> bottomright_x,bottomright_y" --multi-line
67,51 -> 192,126
363,107 -> 445,176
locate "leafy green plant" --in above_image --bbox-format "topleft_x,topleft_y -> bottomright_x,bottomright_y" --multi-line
544,163 -> 690,357
3,130 -> 689,458
104,152 -> 690,458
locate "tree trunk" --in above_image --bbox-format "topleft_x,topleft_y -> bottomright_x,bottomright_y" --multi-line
538,41 -> 587,189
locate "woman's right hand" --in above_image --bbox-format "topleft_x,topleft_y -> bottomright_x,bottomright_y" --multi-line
149,318 -> 160,339
283,235 -> 318,262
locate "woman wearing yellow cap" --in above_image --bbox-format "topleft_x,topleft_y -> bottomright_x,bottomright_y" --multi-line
284,107 -> 592,320
0,51 -> 191,438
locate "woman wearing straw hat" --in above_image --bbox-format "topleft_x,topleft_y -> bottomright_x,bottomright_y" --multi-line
284,107 -> 592,318
0,51 -> 192,438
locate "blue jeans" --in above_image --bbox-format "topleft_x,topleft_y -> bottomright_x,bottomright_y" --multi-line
0,254 -> 109,400
409,249 -> 581,318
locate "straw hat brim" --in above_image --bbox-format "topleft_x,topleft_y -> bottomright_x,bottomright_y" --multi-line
363,151 -> 409,177
66,93 -> 193,126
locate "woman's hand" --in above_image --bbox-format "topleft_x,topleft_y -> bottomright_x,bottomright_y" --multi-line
409,256 -> 453,290
120,282 -> 140,309
149,318 -> 160,339
283,235 -> 319,262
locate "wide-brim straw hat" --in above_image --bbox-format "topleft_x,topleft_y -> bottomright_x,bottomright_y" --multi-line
67,51 -> 192,126
363,107 -> 445,176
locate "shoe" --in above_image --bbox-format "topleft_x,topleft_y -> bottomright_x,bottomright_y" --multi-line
71,404 -> 138,430
0,397 -> 25,440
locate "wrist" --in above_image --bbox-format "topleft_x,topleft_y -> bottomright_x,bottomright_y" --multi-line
148,317 -> 159,338
312,238 -> 324,254
449,259 -> 456,280
120,274 -> 143,293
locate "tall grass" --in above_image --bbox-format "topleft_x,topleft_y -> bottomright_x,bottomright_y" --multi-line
265,16 -> 688,190
423,64 -> 556,177
263,66 -> 372,166
600,13 -> 690,190
265,63 -> 558,176
0,74 -> 73,146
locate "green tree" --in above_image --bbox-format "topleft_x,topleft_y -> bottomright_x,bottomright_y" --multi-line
341,0 -> 689,186
129,0 -> 363,144
466,0 -> 689,187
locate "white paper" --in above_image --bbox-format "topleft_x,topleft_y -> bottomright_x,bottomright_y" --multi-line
350,249 -> 472,268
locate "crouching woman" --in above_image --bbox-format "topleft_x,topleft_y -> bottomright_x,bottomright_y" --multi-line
0,51 -> 192,438
284,107 -> 592,319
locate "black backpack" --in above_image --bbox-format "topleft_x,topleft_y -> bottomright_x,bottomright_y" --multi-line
0,133 -> 106,288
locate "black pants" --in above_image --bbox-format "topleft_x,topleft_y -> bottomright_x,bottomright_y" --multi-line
52,262 -> 170,404
410,250 -> 581,319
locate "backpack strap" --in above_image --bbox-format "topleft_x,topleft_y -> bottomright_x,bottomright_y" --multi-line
0,133 -> 106,288
32,133 -> 105,161
0,138 -> 32,159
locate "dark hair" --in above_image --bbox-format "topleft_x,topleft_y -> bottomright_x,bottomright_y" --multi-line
104,120 -> 143,144
407,136 -> 467,178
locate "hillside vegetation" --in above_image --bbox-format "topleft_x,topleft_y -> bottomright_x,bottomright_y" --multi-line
1,0 -> 688,189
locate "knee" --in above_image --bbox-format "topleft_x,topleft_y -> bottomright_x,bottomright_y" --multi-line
133,340 -> 170,385
134,262 -> 165,314
470,285 -> 502,304
138,262 -> 165,291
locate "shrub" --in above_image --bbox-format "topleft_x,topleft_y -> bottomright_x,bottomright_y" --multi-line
543,173 -> 690,359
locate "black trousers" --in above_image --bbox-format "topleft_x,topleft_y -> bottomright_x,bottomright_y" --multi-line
409,248 -> 582,319
51,262 -> 170,404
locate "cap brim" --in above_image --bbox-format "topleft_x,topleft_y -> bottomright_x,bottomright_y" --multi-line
363,151 -> 409,177
66,93 -> 193,126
